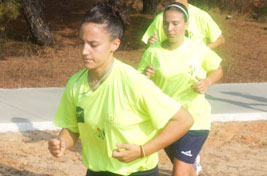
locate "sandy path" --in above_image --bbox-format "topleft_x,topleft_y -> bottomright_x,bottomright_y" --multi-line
0,121 -> 266,176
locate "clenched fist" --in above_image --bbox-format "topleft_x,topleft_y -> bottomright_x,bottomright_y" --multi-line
48,139 -> 67,158
148,32 -> 158,45
144,65 -> 155,79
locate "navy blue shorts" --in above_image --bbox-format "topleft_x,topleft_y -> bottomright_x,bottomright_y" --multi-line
165,130 -> 209,164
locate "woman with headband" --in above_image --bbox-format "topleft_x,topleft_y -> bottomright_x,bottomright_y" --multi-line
138,2 -> 223,176
48,1 -> 194,175
142,0 -> 225,49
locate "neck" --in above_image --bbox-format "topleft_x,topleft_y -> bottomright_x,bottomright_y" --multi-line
185,2 -> 189,8
176,0 -> 189,8
88,56 -> 114,81
165,37 -> 185,50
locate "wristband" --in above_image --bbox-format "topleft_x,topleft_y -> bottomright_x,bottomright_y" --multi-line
140,145 -> 146,158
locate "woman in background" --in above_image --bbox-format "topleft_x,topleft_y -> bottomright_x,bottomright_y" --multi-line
138,2 -> 223,176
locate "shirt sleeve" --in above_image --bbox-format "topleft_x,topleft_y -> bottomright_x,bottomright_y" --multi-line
202,47 -> 222,72
135,75 -> 181,130
53,82 -> 79,133
203,12 -> 222,43
142,12 -> 164,44
137,48 -> 153,73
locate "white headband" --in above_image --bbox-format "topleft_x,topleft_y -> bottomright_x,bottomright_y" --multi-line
166,4 -> 189,21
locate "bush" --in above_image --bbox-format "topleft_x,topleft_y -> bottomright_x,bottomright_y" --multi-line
0,0 -> 21,31
188,0 -> 267,21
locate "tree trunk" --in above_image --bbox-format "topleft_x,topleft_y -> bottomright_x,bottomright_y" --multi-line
22,0 -> 55,46
142,0 -> 159,14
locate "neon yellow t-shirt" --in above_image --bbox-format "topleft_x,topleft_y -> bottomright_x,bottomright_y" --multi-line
137,38 -> 222,130
54,59 -> 181,175
142,4 -> 222,45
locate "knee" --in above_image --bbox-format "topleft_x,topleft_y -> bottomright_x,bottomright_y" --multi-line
172,162 -> 196,176
172,170 -> 192,176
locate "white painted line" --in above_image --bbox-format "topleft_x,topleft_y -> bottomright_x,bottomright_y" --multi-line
0,121 -> 60,132
211,112 -> 267,122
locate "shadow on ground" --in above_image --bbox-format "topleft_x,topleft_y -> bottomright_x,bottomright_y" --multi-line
0,163 -> 49,176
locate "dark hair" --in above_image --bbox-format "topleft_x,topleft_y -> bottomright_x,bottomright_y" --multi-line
82,0 -> 127,40
164,2 -> 189,22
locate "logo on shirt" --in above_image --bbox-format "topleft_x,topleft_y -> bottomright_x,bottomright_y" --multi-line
76,106 -> 84,123
96,127 -> 105,140
181,150 -> 193,157
186,30 -> 194,39
188,65 -> 196,76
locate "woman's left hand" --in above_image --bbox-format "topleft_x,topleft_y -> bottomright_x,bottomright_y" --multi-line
192,77 -> 212,94
112,144 -> 141,163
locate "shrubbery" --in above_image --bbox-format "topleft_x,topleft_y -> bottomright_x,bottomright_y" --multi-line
0,0 -> 21,31
188,0 -> 267,21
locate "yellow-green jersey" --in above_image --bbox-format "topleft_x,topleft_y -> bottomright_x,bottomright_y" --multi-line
142,4 -> 222,45
138,38 -> 222,130
54,59 -> 181,175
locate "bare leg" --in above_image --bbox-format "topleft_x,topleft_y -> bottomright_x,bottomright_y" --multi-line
172,157 -> 197,176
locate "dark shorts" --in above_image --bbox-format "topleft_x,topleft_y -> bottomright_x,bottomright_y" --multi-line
86,165 -> 160,176
165,130 -> 209,164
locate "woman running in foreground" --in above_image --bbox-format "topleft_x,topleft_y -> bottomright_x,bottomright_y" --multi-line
48,0 -> 193,175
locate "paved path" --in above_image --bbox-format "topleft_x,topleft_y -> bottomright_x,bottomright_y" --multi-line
0,83 -> 267,132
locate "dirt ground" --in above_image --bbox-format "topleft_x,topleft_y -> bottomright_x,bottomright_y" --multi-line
0,121 -> 267,176
0,1 -> 267,88
0,0 -> 267,176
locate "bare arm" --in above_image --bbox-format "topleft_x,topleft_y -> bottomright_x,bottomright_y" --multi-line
192,66 -> 223,94
48,128 -> 80,158
142,107 -> 193,156
112,106 -> 193,162
208,34 -> 225,49
206,65 -> 224,85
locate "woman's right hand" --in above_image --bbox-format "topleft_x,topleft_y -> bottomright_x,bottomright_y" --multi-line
48,139 -> 67,158
144,65 -> 155,79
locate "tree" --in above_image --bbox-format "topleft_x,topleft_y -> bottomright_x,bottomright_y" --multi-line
142,0 -> 160,14
22,0 -> 55,46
